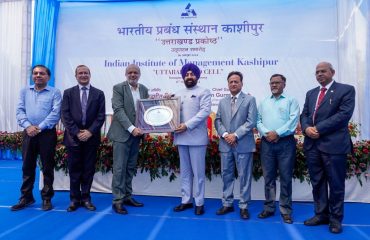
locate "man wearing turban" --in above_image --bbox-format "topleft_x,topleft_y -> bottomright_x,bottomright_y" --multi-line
173,63 -> 212,215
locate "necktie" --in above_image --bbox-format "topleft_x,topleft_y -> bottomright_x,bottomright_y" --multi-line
231,96 -> 236,115
316,87 -> 327,108
81,87 -> 88,125
313,87 -> 327,122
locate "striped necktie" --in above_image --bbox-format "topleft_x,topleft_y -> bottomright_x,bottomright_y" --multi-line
313,87 -> 327,123
81,87 -> 88,125
231,96 -> 236,115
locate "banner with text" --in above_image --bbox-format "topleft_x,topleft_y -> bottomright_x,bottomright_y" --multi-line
55,0 -> 338,113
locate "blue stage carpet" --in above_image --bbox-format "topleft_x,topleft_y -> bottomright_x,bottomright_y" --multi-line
0,160 -> 369,240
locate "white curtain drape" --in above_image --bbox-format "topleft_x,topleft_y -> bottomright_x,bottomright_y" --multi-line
337,0 -> 370,139
0,0 -> 31,132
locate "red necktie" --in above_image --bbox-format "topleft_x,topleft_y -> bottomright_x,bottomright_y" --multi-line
313,87 -> 327,122
316,87 -> 327,107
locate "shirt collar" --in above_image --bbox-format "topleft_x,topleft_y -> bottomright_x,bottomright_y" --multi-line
319,80 -> 334,90
129,83 -> 140,91
232,91 -> 241,99
270,92 -> 286,99
79,84 -> 91,90
29,85 -> 52,91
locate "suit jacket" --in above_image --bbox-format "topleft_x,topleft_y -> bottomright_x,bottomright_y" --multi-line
61,85 -> 106,146
300,81 -> 355,154
215,91 -> 257,153
107,81 -> 149,143
173,85 -> 212,146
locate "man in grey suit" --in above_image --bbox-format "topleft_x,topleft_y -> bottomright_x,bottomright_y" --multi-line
107,64 -> 149,214
173,63 -> 212,215
214,71 -> 257,219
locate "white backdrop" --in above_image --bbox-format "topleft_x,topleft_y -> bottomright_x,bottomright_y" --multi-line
0,0 -> 368,140
42,171 -> 370,203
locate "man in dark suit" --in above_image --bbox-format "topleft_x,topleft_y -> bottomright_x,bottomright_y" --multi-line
214,71 -> 257,219
107,64 -> 149,215
61,65 -> 105,212
301,62 -> 355,234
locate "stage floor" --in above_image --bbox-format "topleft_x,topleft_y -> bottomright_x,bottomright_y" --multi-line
0,160 -> 369,240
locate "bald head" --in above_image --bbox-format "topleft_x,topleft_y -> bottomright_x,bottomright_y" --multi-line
315,62 -> 335,87
125,64 -> 141,88
317,62 -> 334,72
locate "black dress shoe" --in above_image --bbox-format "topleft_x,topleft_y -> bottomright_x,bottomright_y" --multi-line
112,203 -> 128,215
173,203 -> 193,212
67,202 -> 80,212
304,215 -> 329,226
123,198 -> 144,207
329,222 -> 343,234
281,214 -> 293,224
10,198 -> 36,211
41,199 -> 53,211
216,206 -> 234,215
195,205 -> 204,215
240,209 -> 250,219
82,201 -> 96,211
258,210 -> 275,219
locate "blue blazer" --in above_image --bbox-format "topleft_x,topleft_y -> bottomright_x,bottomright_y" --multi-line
300,81 -> 355,154
215,91 -> 257,153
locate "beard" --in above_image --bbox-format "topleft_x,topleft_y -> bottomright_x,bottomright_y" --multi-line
184,78 -> 197,88
128,78 -> 138,87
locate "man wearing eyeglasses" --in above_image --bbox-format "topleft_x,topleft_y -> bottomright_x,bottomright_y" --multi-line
256,74 -> 300,224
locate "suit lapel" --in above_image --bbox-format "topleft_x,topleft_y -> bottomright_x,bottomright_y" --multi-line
317,81 -> 336,110
231,92 -> 245,119
73,86 -> 82,111
310,87 -> 320,112
225,95 -> 232,120
124,81 -> 135,107
86,86 -> 94,110
139,84 -> 146,99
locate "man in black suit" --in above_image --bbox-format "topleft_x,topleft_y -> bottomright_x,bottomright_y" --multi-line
61,65 -> 105,212
301,62 -> 355,234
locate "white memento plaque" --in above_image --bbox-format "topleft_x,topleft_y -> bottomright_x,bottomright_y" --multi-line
144,106 -> 174,126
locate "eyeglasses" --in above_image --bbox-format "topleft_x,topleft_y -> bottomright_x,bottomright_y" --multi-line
269,81 -> 284,85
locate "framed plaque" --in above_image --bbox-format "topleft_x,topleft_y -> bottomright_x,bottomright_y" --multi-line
136,97 -> 180,133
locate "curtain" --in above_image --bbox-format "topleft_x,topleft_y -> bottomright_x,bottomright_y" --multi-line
31,0 -> 60,86
0,0 -> 31,132
337,0 -> 370,139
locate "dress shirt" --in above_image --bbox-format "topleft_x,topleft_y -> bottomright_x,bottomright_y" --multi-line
16,85 -> 62,130
128,83 -> 141,133
257,93 -> 300,137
